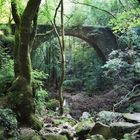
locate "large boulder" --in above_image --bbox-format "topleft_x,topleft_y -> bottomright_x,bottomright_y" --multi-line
74,118 -> 95,136
110,122 -> 140,139
90,134 -> 105,140
20,128 -> 42,140
91,122 -> 111,139
123,113 -> 140,123
96,111 -> 124,125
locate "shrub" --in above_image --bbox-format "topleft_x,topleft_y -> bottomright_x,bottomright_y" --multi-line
0,25 -> 11,35
63,79 -> 83,91
35,90 -> 48,115
0,108 -> 18,139
0,108 -> 17,129
0,46 -> 14,96
102,30 -> 140,87
32,69 -> 48,90
46,99 -> 59,111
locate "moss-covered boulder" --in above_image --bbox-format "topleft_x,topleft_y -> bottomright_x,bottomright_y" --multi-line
53,116 -> 77,127
90,134 -> 105,140
110,122 -> 140,139
29,114 -> 44,131
96,111 -> 124,125
74,118 -> 95,136
20,128 -> 42,140
42,133 -> 68,140
91,122 -> 111,139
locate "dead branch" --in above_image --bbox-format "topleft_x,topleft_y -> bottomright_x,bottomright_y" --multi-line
113,84 -> 140,111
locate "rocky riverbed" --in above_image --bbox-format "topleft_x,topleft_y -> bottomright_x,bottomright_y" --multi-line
2,111 -> 140,140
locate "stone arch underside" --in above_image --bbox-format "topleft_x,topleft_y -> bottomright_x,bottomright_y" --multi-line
33,25 -> 118,62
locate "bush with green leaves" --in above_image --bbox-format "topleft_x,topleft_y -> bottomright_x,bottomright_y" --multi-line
35,89 -> 48,115
0,48 -> 14,96
63,79 -> 83,91
0,25 -> 11,35
0,108 -> 17,129
0,108 -> 18,139
102,30 -> 140,87
32,69 -> 48,90
46,99 -> 59,111
109,7 -> 140,33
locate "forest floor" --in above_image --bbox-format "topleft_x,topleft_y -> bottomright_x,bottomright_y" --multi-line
63,89 -> 127,119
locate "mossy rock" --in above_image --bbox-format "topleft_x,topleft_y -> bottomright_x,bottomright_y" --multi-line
29,114 -> 43,131
53,116 -> 77,127
20,128 -> 42,140
123,113 -> 140,123
42,133 -> 68,140
96,111 -> 124,125
91,134 -> 105,140
91,122 -> 111,139
121,133 -> 136,140
110,122 -> 140,139
74,118 -> 95,136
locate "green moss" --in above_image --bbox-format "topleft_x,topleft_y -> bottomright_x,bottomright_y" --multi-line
53,117 -> 77,127
7,77 -> 43,130
29,114 -> 43,131
20,129 -> 42,140
75,119 -> 95,135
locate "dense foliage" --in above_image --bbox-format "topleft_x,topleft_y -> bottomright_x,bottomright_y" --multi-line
0,1 -> 140,138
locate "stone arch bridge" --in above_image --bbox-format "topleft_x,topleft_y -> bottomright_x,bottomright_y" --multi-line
34,25 -> 118,62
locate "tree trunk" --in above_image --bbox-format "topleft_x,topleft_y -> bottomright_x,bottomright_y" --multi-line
59,0 -> 65,115
8,0 -> 42,130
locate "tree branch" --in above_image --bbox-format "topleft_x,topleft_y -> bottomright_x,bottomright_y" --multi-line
11,0 -> 20,26
53,0 -> 62,25
113,84 -> 140,111
118,0 -> 126,10
71,1 -> 116,18
30,7 -> 39,49
21,0 -> 41,25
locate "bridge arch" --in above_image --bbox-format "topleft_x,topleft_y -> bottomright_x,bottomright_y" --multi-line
33,25 -> 118,62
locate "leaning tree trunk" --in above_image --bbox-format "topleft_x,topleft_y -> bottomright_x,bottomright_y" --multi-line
7,0 -> 42,130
